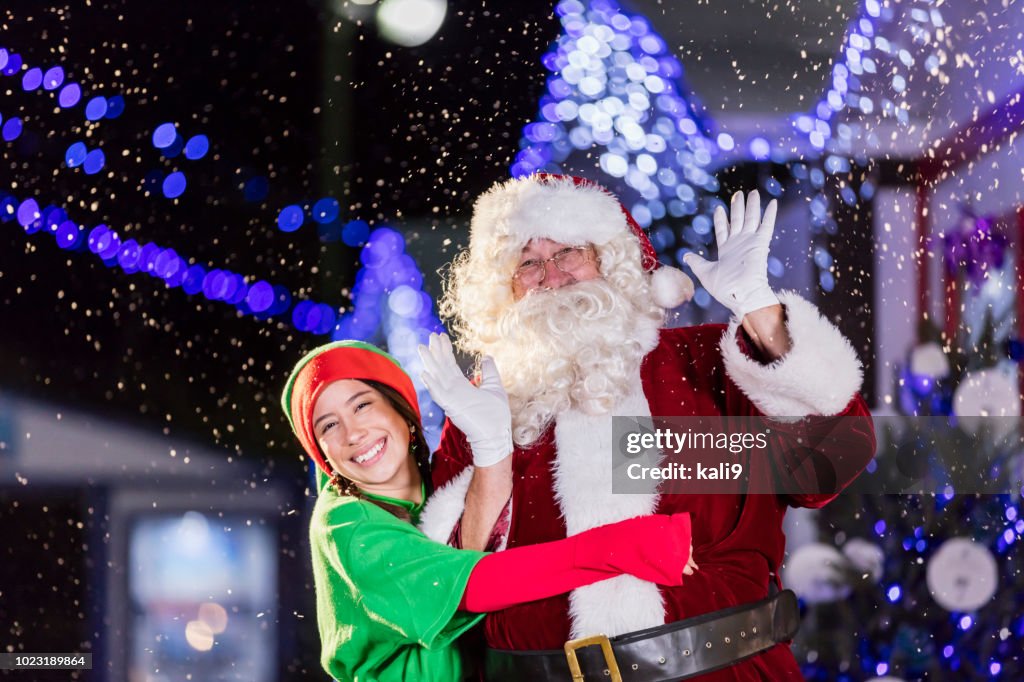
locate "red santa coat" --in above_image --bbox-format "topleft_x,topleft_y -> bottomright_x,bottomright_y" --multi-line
420,292 -> 876,681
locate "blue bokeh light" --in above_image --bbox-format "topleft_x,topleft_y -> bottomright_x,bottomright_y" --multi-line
117,239 -> 142,272
98,230 -> 121,260
277,204 -> 304,232
312,197 -> 340,224
58,83 -> 81,108
43,66 -> 65,90
291,300 -> 316,332
246,281 -> 274,312
202,269 -> 228,300
16,198 -> 41,229
105,95 -> 125,118
87,225 -> 111,253
65,141 -> 88,167
83,149 -> 105,175
43,206 -> 66,234
160,134 -> 184,159
342,219 -> 370,246
162,171 -> 187,199
1,51 -> 22,76
21,67 -> 43,91
152,122 -> 177,149
0,196 -> 17,222
139,243 -> 161,274
56,220 -> 83,250
163,257 -> 189,288
2,117 -> 23,142
153,248 -> 181,279
184,134 -> 209,160
84,96 -> 108,120
182,265 -> 207,295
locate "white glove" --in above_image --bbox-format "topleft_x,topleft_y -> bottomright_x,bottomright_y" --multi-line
683,190 -> 780,320
417,333 -> 513,467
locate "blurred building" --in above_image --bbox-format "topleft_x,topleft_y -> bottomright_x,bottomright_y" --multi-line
0,392 -> 305,681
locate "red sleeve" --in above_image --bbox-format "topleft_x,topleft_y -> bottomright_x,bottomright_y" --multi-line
459,535 -> 608,612
767,396 -> 876,508
432,417 -> 473,491
731,328 -> 877,508
460,514 -> 692,612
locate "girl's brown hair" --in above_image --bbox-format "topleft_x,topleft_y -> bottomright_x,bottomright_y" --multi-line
325,379 -> 433,524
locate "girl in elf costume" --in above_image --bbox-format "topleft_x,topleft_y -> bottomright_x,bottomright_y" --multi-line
282,339 -> 696,682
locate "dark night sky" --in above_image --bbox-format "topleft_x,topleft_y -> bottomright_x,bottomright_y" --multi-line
0,0 -> 559,471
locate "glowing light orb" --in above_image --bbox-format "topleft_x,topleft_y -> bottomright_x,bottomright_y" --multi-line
377,0 -> 447,47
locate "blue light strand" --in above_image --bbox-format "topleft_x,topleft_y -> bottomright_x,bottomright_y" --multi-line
0,45 -> 318,326
1,52 -> 83,112
0,47 -> 127,133
4,186 -> 445,446
42,80 -> 197,204
275,197 -> 345,234
2,43 -> 445,446
2,187 -> 332,331
4,44 -> 277,225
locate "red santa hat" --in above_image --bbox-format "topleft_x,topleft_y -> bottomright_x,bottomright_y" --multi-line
468,173 -> 694,309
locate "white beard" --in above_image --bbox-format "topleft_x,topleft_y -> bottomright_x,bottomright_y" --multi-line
484,278 -> 662,446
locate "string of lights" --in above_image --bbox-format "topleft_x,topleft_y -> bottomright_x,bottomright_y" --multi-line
0,45 -> 341,335
2,42 -> 448,441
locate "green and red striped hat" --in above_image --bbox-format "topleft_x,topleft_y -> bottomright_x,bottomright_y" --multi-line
281,340 -> 420,474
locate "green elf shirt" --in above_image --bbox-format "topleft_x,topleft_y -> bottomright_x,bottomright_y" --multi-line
309,474 -> 486,682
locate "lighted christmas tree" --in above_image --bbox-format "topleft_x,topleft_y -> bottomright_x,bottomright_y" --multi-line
789,232 -> 1024,680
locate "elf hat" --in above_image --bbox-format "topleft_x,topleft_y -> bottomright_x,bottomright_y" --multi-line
468,173 -> 694,309
281,340 -> 420,474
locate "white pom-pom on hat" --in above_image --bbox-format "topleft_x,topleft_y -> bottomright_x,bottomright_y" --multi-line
650,263 -> 695,309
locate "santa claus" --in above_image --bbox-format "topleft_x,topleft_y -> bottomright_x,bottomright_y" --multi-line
418,174 -> 875,681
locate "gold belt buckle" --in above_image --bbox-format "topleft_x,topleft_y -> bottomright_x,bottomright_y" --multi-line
563,633 -> 622,682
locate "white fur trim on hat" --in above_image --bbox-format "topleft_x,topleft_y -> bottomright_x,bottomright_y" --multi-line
471,175 -> 627,250
720,290 -> 864,417
650,266 -> 695,309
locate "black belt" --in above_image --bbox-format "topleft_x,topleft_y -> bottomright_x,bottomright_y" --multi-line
484,589 -> 799,682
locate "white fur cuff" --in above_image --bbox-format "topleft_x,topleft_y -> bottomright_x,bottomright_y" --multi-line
720,290 -> 864,417
418,467 -> 474,544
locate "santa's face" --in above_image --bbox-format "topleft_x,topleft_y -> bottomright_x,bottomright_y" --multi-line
511,238 -> 602,300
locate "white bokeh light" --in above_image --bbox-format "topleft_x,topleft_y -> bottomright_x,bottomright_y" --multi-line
377,0 -> 446,47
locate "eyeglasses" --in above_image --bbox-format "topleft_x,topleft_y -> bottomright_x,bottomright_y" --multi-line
512,246 -> 596,288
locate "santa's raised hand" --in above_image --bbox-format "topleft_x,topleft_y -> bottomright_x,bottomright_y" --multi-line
417,332 -> 513,468
683,190 -> 780,320
684,190 -> 792,360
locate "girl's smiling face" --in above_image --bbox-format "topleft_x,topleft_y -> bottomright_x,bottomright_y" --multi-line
312,379 -> 417,494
